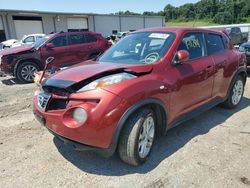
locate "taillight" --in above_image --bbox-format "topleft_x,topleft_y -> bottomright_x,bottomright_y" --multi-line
107,41 -> 113,47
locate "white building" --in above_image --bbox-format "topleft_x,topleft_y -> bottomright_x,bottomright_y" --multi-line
0,9 -> 165,41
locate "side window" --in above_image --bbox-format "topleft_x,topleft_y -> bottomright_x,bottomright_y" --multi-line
178,32 -> 205,60
37,36 -> 44,40
49,36 -> 67,47
231,27 -> 236,33
23,36 -> 35,43
69,34 -> 85,45
85,34 -> 97,43
206,34 -> 225,55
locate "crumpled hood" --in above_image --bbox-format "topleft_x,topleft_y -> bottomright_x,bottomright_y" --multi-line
0,45 -> 33,56
44,60 -> 153,88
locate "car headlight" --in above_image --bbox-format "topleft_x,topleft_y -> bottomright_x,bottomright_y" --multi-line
78,72 -> 136,92
239,46 -> 246,52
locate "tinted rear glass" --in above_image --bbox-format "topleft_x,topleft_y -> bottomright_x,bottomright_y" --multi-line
85,34 -> 97,43
69,34 -> 85,45
206,34 -> 225,55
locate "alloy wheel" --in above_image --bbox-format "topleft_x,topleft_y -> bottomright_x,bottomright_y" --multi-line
21,64 -> 37,82
232,80 -> 244,105
138,116 -> 155,158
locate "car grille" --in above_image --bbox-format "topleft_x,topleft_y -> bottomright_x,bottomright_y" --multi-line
37,92 -> 51,111
47,99 -> 68,110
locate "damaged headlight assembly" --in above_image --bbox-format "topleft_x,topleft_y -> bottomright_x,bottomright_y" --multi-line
78,72 -> 136,92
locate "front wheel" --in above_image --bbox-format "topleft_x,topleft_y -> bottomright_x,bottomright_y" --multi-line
222,75 -> 245,109
16,62 -> 40,83
118,108 -> 156,166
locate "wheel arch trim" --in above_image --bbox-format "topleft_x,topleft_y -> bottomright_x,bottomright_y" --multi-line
104,98 -> 168,157
14,58 -> 42,77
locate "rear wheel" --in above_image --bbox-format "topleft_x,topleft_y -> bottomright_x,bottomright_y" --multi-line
222,75 -> 245,109
118,108 -> 156,166
16,61 -> 39,83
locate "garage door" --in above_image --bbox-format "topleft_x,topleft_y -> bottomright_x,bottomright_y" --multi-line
13,17 -> 43,40
67,18 -> 88,32
0,16 -> 6,42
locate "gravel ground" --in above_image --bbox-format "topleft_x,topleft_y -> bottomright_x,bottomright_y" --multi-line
0,75 -> 249,188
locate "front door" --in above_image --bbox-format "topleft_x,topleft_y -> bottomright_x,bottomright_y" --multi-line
169,32 -> 215,120
40,35 -> 72,68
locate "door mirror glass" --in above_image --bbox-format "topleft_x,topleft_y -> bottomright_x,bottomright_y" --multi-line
177,50 -> 190,63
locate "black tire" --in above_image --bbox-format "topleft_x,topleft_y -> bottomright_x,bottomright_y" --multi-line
118,107 -> 156,166
222,75 -> 245,109
16,61 -> 40,83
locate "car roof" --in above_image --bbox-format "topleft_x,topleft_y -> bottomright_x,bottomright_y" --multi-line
25,33 -> 46,37
134,27 -> 225,35
56,31 -> 101,36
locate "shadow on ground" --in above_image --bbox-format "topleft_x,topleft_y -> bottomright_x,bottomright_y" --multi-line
1,77 -> 20,85
53,97 -> 250,176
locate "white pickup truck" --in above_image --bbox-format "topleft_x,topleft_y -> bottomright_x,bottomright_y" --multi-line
1,33 -> 45,50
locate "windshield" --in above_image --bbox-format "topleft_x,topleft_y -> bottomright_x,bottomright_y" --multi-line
98,32 -> 175,65
33,35 -> 50,48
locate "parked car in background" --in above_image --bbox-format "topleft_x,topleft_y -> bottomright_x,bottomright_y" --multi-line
0,31 -> 110,83
239,41 -> 250,66
33,27 -> 247,166
117,31 -> 130,39
225,27 -> 249,45
12,34 -> 46,48
0,34 -> 46,50
0,39 -> 18,50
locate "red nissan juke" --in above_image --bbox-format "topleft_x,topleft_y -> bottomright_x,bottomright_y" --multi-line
33,27 -> 247,166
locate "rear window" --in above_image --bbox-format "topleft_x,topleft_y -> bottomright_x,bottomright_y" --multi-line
85,34 -> 97,43
69,34 -> 85,45
206,34 -> 225,55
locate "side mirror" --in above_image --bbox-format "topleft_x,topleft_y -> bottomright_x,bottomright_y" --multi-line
46,43 -> 55,49
175,50 -> 190,64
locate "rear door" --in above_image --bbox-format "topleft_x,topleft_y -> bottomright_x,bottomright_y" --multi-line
68,33 -> 90,64
84,33 -> 99,55
205,33 -> 235,98
170,32 -> 215,118
40,34 -> 72,67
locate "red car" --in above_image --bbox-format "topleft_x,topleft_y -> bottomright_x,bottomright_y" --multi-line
33,27 -> 247,166
0,32 -> 110,83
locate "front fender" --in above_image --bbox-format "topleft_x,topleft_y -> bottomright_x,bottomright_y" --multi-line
105,97 -> 168,157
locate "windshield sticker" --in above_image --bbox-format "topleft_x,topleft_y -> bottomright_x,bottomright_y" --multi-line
183,38 -> 201,49
149,33 -> 170,39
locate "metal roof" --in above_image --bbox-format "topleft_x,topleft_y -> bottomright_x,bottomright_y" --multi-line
0,9 -> 164,18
